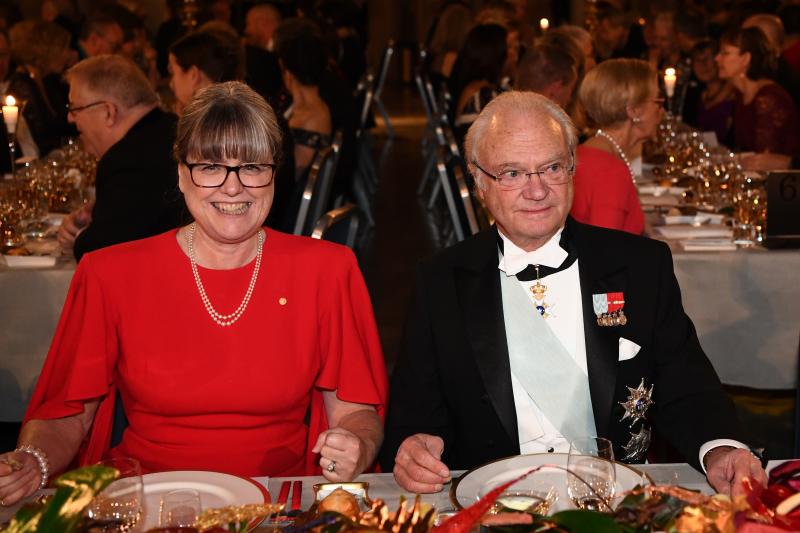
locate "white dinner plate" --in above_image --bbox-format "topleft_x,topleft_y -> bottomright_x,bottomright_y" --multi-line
451,453 -> 651,512
140,470 -> 269,530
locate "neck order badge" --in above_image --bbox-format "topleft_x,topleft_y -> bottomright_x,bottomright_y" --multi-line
592,292 -> 627,326
530,266 -> 552,318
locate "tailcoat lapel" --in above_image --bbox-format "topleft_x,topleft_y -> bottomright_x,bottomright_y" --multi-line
454,228 -> 519,446
567,218 -> 628,438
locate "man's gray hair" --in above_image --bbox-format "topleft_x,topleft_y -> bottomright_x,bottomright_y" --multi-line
65,55 -> 158,110
464,91 -> 578,187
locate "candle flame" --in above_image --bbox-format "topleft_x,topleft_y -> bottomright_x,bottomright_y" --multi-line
539,18 -> 549,30
665,67 -> 676,77
4,95 -> 15,106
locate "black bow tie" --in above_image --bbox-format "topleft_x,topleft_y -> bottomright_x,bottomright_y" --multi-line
496,226 -> 578,282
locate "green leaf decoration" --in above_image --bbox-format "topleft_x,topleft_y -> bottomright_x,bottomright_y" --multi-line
1,465 -> 118,533
548,510 -> 623,533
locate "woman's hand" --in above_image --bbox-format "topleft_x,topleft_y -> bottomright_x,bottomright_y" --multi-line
312,427 -> 372,481
318,391 -> 383,481
0,451 -> 41,507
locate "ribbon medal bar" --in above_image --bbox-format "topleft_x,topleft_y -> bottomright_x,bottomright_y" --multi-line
592,291 -> 627,326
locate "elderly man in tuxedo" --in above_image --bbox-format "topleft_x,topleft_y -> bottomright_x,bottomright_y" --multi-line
57,55 -> 182,262
379,91 -> 766,496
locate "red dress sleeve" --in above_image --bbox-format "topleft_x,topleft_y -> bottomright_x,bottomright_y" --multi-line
752,85 -> 800,156
305,247 -> 388,474
23,253 -> 119,468
571,146 -> 645,235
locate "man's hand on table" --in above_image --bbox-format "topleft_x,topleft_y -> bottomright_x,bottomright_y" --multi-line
57,204 -> 93,251
0,451 -> 41,507
705,446 -> 767,497
393,434 -> 451,493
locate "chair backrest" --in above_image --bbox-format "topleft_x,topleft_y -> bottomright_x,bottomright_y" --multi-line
374,40 -> 394,99
294,134 -> 342,236
435,146 -> 466,242
311,203 -> 360,249
435,147 -> 483,241
294,147 -> 328,235
415,69 -> 436,128
451,160 -> 480,235
442,122 -> 461,159
306,131 -> 343,233
356,73 -> 375,134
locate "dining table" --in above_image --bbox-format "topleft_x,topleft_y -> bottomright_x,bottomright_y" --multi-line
638,177 -> 800,390
0,259 -> 74,422
0,460 -> 782,527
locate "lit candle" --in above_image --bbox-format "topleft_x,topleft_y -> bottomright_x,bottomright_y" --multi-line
539,18 -> 550,31
663,67 -> 677,98
3,95 -> 18,134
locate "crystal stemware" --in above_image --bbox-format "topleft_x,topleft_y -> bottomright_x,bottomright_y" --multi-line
86,457 -> 144,532
567,437 -> 616,512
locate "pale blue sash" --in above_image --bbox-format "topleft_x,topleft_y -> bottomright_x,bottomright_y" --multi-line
499,272 -> 597,443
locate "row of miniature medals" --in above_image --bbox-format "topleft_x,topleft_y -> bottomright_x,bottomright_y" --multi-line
528,266 -> 653,463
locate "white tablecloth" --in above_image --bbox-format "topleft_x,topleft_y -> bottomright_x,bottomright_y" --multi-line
0,262 -> 74,422
670,246 -> 800,390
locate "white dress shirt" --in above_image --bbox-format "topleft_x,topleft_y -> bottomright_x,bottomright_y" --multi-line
499,229 -> 586,454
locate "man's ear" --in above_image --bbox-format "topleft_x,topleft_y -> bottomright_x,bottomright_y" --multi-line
104,101 -> 119,127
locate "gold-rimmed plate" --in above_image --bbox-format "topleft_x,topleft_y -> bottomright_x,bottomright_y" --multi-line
450,453 -> 652,511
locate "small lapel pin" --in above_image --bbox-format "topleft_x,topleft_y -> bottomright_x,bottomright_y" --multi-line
279,297 -> 287,306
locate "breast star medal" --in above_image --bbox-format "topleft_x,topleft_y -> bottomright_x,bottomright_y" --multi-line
621,425 -> 652,462
529,265 -> 552,318
619,378 -> 654,426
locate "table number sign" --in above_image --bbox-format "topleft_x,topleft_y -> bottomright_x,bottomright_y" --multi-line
765,171 -> 800,248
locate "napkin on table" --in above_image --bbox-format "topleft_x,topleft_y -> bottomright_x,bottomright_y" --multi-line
653,225 -> 733,240
2,255 -> 57,268
680,239 -> 737,252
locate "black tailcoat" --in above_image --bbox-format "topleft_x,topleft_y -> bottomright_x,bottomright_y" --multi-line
380,218 -> 741,472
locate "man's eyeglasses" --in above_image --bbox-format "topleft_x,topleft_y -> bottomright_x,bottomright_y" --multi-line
183,161 -> 277,188
66,101 -> 107,115
471,159 -> 574,190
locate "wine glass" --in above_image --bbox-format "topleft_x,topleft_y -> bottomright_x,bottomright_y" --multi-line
567,437 -> 616,512
86,457 -> 143,531
732,172 -> 766,246
160,489 -> 201,527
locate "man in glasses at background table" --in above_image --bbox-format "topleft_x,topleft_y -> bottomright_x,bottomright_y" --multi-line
57,55 -> 183,262
379,91 -> 767,496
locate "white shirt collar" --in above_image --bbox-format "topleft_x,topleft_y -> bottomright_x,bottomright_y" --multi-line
498,228 -> 567,276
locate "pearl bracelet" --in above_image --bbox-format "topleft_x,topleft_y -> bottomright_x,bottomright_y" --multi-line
15,445 -> 49,489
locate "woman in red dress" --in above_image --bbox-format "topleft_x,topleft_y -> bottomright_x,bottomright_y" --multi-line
571,59 -> 661,235
0,81 -> 387,506
715,27 -> 800,158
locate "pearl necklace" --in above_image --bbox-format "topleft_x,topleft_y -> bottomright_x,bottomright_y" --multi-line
186,222 -> 264,327
596,129 -> 635,183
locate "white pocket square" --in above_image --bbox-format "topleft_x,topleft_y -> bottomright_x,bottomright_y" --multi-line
618,338 -> 641,361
